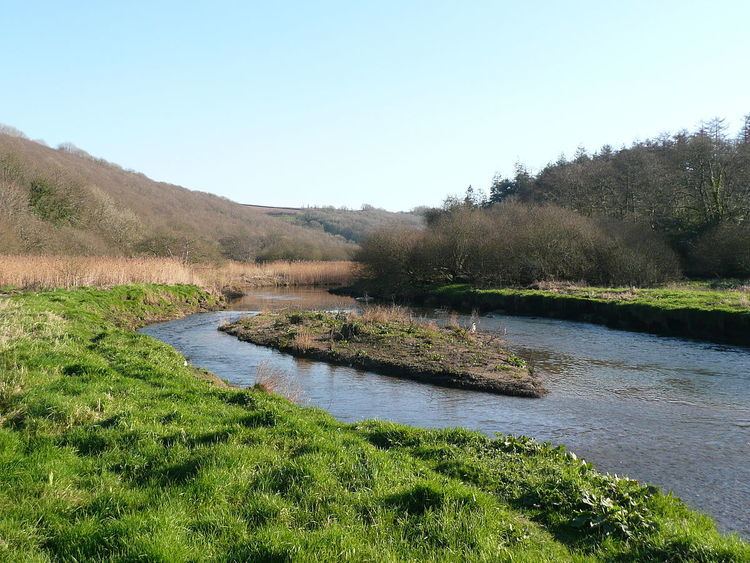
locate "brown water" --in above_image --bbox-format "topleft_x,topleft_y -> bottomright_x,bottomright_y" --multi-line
140,287 -> 750,538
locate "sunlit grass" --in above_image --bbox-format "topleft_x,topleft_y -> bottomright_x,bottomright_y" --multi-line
0,285 -> 746,560
430,283 -> 750,345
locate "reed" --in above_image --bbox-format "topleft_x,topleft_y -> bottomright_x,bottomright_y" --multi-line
358,305 -> 412,324
0,255 -> 203,290
0,255 -> 357,292
253,361 -> 302,402
195,260 -> 358,292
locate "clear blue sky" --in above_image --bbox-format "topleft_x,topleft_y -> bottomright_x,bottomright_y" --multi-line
1,1 -> 748,211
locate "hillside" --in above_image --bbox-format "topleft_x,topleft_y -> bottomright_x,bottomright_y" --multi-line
251,205 -> 424,244
0,130 -> 420,261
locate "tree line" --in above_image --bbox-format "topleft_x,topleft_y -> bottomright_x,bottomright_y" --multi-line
359,115 -> 750,289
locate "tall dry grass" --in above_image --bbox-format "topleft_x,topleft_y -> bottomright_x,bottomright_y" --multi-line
0,255 -> 357,292
0,255 -> 203,290
358,305 -> 412,324
253,361 -> 302,402
196,260 -> 358,292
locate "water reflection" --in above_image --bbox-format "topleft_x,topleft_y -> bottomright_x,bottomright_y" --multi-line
140,287 -> 750,538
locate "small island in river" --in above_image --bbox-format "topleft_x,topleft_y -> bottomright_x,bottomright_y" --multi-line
220,308 -> 545,397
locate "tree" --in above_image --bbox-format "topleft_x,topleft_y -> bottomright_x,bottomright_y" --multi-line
488,175 -> 517,204
463,185 -> 482,207
0,124 -> 27,139
741,114 -> 750,144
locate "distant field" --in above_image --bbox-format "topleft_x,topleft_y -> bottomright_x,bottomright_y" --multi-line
0,129 -> 425,261
242,204 -> 303,212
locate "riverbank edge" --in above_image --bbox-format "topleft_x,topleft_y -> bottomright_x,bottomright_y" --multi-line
332,283 -> 750,346
2,285 -> 748,559
219,312 -> 545,398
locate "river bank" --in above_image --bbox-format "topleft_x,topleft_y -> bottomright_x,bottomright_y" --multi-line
335,282 -> 750,346
1,285 -> 748,560
220,309 -> 544,397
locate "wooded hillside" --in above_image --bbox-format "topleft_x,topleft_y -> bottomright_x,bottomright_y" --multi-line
0,129 -> 421,261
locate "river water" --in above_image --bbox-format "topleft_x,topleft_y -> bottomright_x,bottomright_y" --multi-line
140,288 -> 750,538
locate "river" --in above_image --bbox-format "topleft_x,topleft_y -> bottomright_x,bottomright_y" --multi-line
140,287 -> 750,538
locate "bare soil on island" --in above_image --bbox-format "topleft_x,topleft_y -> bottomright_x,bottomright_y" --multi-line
220,308 -> 545,397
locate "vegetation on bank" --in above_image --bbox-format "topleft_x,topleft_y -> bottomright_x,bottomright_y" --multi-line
0,285 -> 747,560
0,255 -> 356,293
220,308 -> 543,397
359,201 -> 682,292
357,116 -> 750,294
424,284 -> 750,346
196,260 -> 357,295
0,129 -> 373,261
484,116 -> 750,279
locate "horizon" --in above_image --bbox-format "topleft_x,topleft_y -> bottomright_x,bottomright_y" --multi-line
2,1 -> 749,211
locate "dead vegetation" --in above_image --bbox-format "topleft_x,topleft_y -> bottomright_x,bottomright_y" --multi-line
197,260 -> 357,292
358,305 -> 412,324
0,255 -> 202,290
0,255 -> 356,292
0,132 -> 356,261
253,361 -> 302,402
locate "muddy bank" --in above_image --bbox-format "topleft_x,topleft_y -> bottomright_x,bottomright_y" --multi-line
220,309 -> 545,397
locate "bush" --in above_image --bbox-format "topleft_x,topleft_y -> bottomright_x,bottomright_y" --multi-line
358,202 -> 682,289
356,227 -> 426,292
689,223 -> 750,278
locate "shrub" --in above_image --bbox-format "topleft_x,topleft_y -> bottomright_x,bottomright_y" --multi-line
356,227 -> 426,293
358,202 -> 683,289
689,223 -> 750,278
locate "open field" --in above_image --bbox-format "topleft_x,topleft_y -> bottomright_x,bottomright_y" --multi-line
0,255 -> 357,293
220,308 -> 543,397
0,285 -> 747,560
425,283 -> 750,346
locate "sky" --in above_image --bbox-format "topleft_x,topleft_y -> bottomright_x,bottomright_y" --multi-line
1,1 -> 748,211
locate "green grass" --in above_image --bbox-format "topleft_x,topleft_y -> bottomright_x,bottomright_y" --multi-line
429,284 -> 750,346
433,284 -> 750,313
0,285 -> 747,561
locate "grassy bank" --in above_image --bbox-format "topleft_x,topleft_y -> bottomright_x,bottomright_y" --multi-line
425,284 -> 750,346
0,286 -> 747,560
221,308 -> 543,397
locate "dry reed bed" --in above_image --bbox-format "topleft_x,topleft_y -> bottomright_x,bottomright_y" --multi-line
0,255 -> 357,292
196,260 -> 357,291
0,256 -> 202,290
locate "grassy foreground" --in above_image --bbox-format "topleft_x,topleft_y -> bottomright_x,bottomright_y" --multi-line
427,284 -> 750,346
220,309 -> 544,397
0,286 -> 747,561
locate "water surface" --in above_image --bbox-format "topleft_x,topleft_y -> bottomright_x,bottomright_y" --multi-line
140,288 -> 750,537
